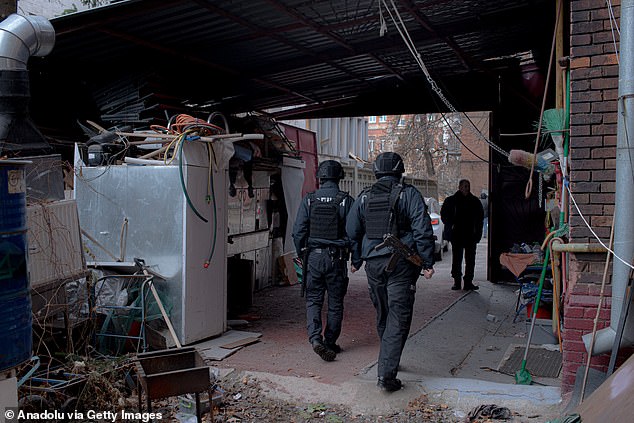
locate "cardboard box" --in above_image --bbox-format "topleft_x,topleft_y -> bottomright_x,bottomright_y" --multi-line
277,252 -> 298,285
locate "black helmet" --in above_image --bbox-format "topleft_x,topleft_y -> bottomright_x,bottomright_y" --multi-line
316,160 -> 344,181
373,152 -> 404,177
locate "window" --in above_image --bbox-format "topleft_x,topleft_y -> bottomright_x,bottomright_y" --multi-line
368,116 -> 377,123
379,115 -> 387,122
398,117 -> 406,126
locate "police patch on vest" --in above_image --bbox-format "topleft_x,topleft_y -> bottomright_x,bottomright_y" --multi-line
308,191 -> 347,240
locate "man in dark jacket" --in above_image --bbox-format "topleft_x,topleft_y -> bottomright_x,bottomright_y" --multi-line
346,152 -> 435,392
440,179 -> 484,290
293,160 -> 356,362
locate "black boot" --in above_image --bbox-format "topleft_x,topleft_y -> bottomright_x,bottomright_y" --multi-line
377,377 -> 402,392
324,342 -> 342,353
312,341 -> 336,362
463,281 -> 479,290
451,279 -> 461,290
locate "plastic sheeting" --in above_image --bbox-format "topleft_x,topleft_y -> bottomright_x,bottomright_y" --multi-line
281,162 -> 305,254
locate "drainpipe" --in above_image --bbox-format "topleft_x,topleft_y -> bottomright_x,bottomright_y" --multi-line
582,0 -> 634,355
0,14 -> 55,156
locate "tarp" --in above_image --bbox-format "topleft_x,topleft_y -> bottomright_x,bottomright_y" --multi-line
281,161 -> 305,254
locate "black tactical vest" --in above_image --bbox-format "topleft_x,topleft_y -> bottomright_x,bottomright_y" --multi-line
308,191 -> 347,240
364,180 -> 403,239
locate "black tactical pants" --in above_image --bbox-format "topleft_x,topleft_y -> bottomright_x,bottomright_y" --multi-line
365,256 -> 420,380
305,248 -> 349,346
450,239 -> 477,284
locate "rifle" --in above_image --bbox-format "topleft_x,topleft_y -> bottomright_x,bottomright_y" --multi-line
299,247 -> 309,297
374,233 -> 423,272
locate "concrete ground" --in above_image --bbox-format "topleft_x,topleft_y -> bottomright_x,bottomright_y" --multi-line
208,241 -> 564,421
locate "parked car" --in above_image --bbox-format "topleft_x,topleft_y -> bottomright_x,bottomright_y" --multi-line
424,197 -> 449,261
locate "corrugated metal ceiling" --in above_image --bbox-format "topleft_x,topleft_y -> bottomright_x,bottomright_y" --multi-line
28,0 -> 555,133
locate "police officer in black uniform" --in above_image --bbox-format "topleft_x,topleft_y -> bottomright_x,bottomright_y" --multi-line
346,152 -> 435,392
292,160 -> 357,362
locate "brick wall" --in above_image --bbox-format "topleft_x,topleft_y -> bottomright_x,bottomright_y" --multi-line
561,284 -> 611,390
459,111 -> 490,197
563,0 -> 620,395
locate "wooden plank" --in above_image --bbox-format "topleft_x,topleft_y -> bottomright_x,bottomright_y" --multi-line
220,336 -> 260,349
193,330 -> 262,360
575,354 -> 634,422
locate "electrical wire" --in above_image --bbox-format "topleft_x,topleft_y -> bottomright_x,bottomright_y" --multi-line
157,114 -> 225,265
176,130 -> 208,224
606,0 -> 620,63
422,73 -> 490,163
566,184 -> 634,271
524,0 -> 563,199
204,143 -> 218,268
438,112 -> 489,162
392,25 -> 490,164
380,0 -> 510,159
621,96 -> 634,185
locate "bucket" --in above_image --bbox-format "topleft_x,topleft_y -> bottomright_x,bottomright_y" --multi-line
0,160 -> 32,371
526,302 -> 553,320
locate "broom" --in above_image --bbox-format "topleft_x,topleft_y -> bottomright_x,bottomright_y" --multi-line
541,108 -> 567,167
508,150 -> 555,177
515,246 -> 551,385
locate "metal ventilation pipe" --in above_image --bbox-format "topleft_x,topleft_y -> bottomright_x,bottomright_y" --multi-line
582,0 -> 634,355
0,14 -> 55,70
0,14 -> 55,156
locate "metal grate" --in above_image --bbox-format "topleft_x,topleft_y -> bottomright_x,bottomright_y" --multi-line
499,346 -> 562,378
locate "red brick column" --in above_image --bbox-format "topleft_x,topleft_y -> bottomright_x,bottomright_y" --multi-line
561,283 -> 611,392
563,0 -> 620,395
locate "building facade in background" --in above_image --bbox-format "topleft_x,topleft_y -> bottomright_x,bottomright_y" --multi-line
454,112 -> 490,199
367,112 -> 489,201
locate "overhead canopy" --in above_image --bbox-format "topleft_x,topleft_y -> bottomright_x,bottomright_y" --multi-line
27,0 -> 556,135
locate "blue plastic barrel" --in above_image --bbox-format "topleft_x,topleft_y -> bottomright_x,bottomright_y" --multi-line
0,160 -> 32,371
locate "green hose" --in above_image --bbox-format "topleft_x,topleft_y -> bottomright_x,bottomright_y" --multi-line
178,137 -> 208,223
176,133 -> 218,267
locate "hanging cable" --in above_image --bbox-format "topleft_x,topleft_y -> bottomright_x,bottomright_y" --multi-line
176,130 -> 208,223
161,114 -> 224,265
380,0 -> 510,159
524,0 -> 563,199
204,143 -> 218,268
422,64 -> 491,163
566,184 -> 634,271
155,114 -> 225,224
606,0 -> 620,63
438,112 -> 489,162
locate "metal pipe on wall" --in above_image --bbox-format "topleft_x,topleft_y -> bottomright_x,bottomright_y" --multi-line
583,0 -> 634,355
551,243 -> 606,253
